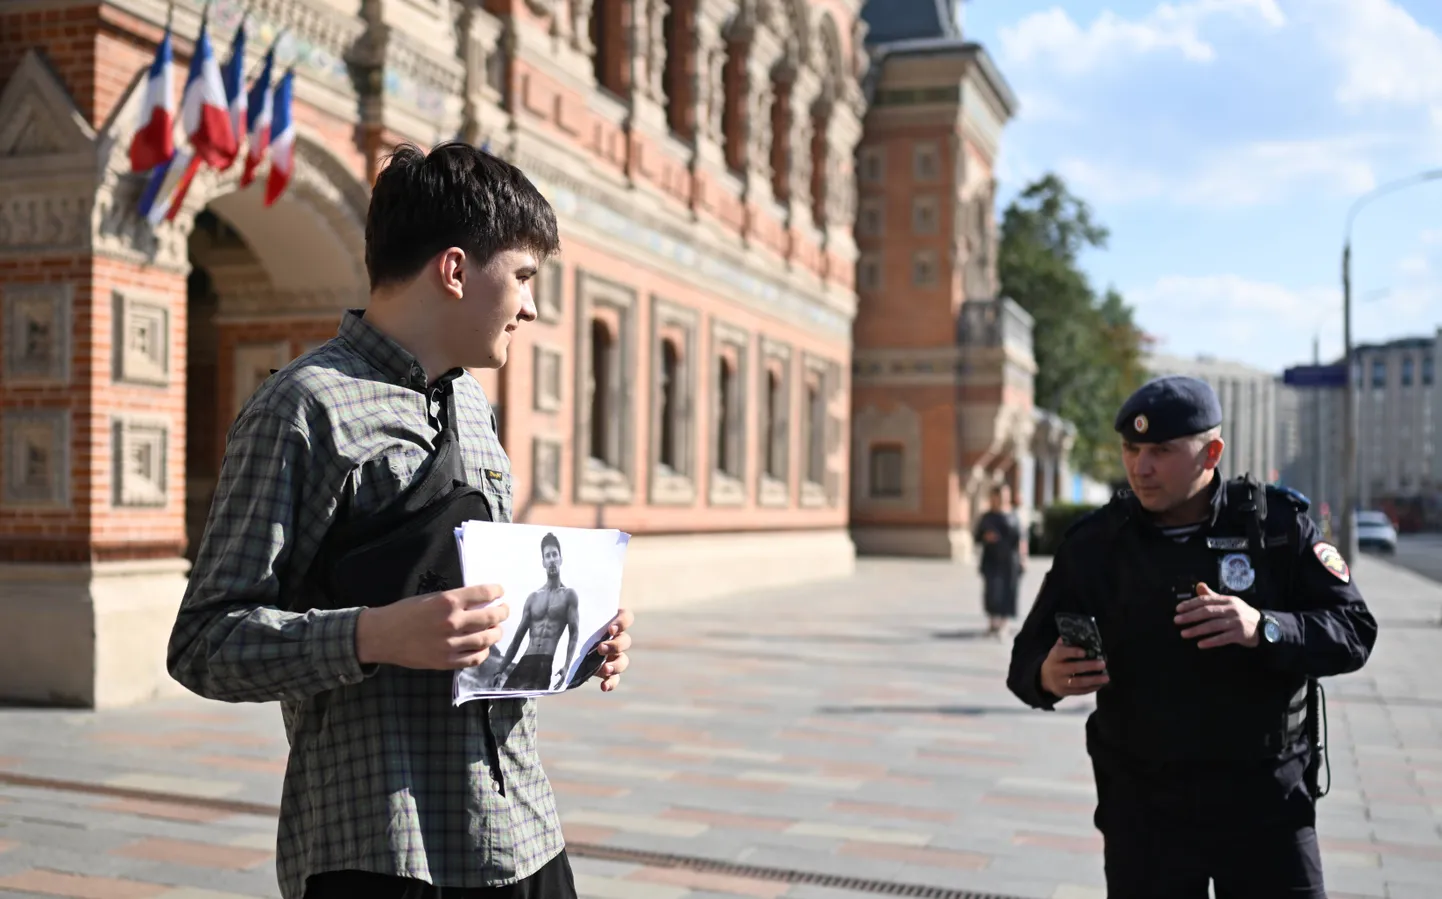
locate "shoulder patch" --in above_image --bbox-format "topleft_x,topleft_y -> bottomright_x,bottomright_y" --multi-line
483,468 -> 505,483
1312,541 -> 1350,584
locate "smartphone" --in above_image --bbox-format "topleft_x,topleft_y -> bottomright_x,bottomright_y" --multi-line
1055,612 -> 1106,662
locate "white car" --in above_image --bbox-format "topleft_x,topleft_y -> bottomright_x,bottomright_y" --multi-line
1355,510 -> 1398,554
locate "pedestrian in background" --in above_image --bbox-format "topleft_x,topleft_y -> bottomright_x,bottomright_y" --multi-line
975,484 -> 1026,639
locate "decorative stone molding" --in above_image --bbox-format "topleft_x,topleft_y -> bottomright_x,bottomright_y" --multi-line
0,192 -> 94,257
532,343 -> 564,412
649,296 -> 699,506
852,404 -> 921,512
531,435 -> 563,504
2,283 -> 71,385
572,0 -> 596,54
459,3 -> 507,144
574,270 -> 637,506
1,409 -> 71,508
0,48 -> 99,177
112,289 -> 171,387
643,0 -> 671,102
756,336 -> 790,507
536,258 -> 565,323
111,415 -> 169,508
232,340 -> 293,420
708,317 -> 749,506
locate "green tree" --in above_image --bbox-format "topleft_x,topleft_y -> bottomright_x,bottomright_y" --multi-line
998,174 -> 1147,481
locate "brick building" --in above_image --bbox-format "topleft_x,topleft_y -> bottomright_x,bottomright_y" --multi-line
0,0 -> 872,706
847,0 -> 1036,558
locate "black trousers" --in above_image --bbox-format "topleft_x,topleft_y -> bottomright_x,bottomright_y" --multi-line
1093,756 -> 1326,899
303,849 -> 577,899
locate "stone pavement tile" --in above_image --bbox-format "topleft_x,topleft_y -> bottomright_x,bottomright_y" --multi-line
562,810 -> 709,838
100,776 -> 241,801
0,870 -> 168,899
549,780 -> 630,799
154,890 -> 269,899
0,822 -> 138,857
1320,864 -> 1389,897
657,809 -> 793,832
782,822 -> 929,846
626,866 -> 789,898
89,801 -> 229,825
1011,831 -> 1104,854
110,838 -> 272,871
189,758 -> 287,777
574,873 -> 687,899
836,840 -> 990,871
825,800 -> 955,823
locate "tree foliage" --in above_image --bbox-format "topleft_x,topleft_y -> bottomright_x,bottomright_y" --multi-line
998,174 -> 1148,481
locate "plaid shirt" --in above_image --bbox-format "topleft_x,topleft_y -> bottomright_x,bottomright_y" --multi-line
168,310 -> 564,899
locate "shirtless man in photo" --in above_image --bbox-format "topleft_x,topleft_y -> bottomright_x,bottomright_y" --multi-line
494,532 -> 581,691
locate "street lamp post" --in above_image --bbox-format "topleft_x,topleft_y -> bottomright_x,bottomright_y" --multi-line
1338,168 -> 1442,562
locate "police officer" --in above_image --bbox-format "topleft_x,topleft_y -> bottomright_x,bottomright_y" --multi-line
1006,375 -> 1377,899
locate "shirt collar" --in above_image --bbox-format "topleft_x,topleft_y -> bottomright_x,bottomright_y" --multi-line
337,308 -> 430,392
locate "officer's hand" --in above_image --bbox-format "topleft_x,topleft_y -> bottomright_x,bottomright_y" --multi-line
1174,583 -> 1261,649
1040,639 -> 1109,698
594,608 -> 634,693
355,584 -> 510,670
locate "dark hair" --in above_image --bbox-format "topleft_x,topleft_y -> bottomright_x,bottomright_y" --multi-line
541,532 -> 561,554
365,141 -> 560,291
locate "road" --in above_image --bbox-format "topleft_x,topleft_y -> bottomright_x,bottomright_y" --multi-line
0,555 -> 1440,899
1387,532 -> 1442,588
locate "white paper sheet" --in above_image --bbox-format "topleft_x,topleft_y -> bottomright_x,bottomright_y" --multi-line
451,521 -> 630,706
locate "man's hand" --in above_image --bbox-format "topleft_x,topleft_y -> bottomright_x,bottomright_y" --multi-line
1174,582 -> 1261,649
594,608 -> 634,693
1039,639 -> 1109,698
355,584 -> 510,670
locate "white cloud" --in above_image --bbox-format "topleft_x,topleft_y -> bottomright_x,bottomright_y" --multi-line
1303,0 -> 1442,114
1399,254 -> 1430,278
998,0 -> 1285,75
1129,272 -> 1439,371
1055,137 -> 1377,207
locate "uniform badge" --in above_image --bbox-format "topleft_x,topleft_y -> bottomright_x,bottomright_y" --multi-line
1312,542 -> 1350,584
484,469 -> 504,482
1219,553 -> 1256,592
1134,414 -> 1149,434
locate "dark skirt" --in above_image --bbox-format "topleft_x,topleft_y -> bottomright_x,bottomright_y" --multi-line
983,564 -> 1020,618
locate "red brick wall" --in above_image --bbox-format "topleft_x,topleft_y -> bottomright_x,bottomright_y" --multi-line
0,5 -> 101,124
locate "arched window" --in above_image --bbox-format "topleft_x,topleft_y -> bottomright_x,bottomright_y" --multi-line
663,0 -> 694,139
765,369 -> 782,477
590,320 -> 614,465
770,76 -> 791,201
590,0 -> 627,96
659,338 -> 680,469
721,39 -> 745,174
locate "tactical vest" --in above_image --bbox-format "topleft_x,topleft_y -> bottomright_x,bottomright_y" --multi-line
1087,476 -> 1310,765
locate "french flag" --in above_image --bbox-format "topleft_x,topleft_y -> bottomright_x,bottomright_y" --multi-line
136,146 -> 198,226
264,69 -> 295,207
219,18 -> 247,170
240,45 -> 275,188
128,24 -> 175,172
180,14 -> 238,169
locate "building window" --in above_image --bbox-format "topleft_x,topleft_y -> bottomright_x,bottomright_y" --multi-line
770,75 -> 792,201
659,339 -> 680,468
575,272 -> 635,504
662,0 -> 694,140
869,444 -> 903,498
859,147 -> 883,183
805,382 -> 824,484
858,255 -> 881,292
1403,356 -> 1415,387
1425,355 -> 1435,386
912,195 -> 938,234
913,142 -> 939,181
858,198 -> 883,236
1371,358 -> 1386,388
589,320 -> 615,465
710,321 -> 749,504
590,0 -> 627,96
912,250 -> 937,287
721,39 -> 745,174
765,369 -> 784,478
716,358 -> 738,474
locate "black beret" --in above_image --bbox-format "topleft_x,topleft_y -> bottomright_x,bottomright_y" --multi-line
1114,375 -> 1223,443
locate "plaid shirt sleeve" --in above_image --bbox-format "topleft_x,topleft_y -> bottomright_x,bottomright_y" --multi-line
167,407 -> 375,704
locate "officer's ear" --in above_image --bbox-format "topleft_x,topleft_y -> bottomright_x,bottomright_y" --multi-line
1200,434 -> 1225,469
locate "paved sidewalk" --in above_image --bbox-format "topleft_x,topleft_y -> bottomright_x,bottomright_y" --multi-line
0,554 -> 1439,899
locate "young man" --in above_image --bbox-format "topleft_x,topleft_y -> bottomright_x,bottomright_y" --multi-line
1006,376 -> 1375,898
168,142 -> 633,899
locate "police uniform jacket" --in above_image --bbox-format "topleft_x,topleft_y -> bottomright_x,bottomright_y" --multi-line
1007,476 -> 1378,773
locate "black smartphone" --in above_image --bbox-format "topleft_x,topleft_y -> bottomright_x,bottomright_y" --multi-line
1055,612 -> 1106,661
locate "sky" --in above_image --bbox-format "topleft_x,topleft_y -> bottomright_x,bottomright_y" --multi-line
960,0 -> 1442,374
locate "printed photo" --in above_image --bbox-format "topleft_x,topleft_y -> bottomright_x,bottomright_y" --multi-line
452,521 -> 629,705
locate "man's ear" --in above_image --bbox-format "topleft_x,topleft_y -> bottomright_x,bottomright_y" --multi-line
1203,438 -> 1224,469
437,248 -> 467,300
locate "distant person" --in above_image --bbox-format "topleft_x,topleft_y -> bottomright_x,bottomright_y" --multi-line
974,484 -> 1026,638
493,532 -> 582,691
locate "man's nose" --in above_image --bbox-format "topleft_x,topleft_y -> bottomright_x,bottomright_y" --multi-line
519,289 -> 538,322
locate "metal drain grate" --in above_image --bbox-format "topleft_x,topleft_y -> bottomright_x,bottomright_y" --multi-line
564,841 -> 1026,899
0,772 -> 1027,899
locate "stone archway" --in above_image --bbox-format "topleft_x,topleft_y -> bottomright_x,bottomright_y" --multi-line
0,52 -> 371,707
